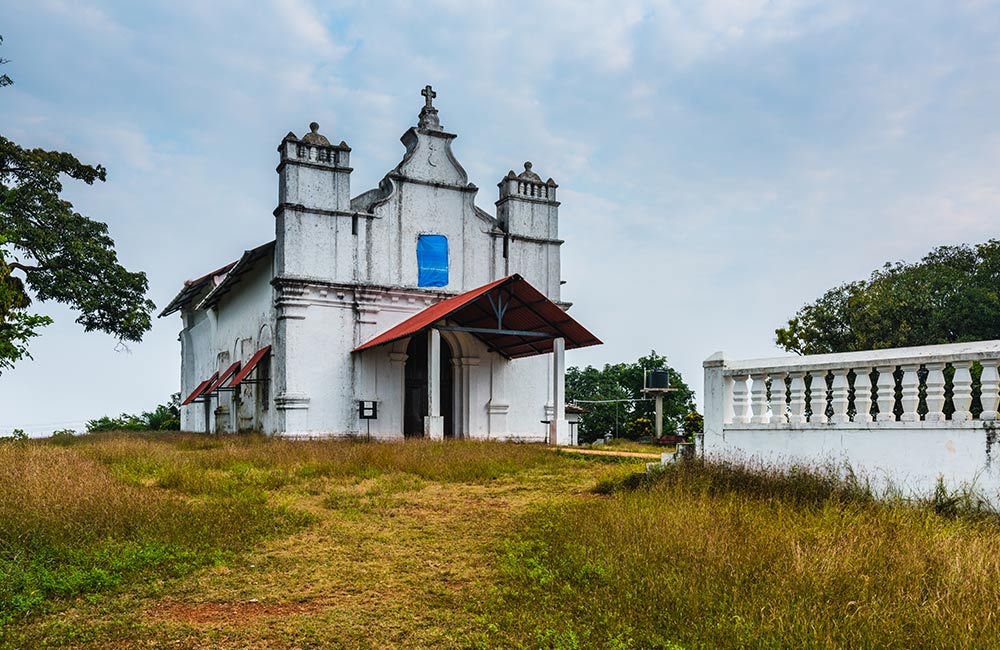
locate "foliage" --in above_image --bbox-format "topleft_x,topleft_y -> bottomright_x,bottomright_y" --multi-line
86,394 -> 181,432
566,351 -> 695,443
0,428 -> 27,443
0,35 -> 154,373
625,416 -> 653,438
776,240 -> 1000,354
683,410 -> 704,440
0,36 -> 9,88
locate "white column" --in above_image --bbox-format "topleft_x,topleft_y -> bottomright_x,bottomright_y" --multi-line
830,369 -> 850,423
549,337 -> 568,445
424,329 -> 444,439
853,368 -> 873,423
770,372 -> 787,424
875,365 -> 896,422
731,373 -> 750,424
809,371 -> 828,423
952,361 -> 973,422
788,372 -> 807,424
702,352 -> 728,450
899,364 -> 920,422
981,359 -> 999,421
654,394 -> 664,437
924,362 -> 946,423
750,373 -> 768,424
389,351 -> 408,437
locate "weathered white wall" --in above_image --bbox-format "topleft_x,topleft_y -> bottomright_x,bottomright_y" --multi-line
711,424 -> 1000,503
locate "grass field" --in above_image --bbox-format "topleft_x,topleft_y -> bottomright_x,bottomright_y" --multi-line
3,433 -> 1000,649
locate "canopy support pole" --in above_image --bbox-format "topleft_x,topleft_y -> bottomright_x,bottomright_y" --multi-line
549,337 -> 567,445
425,329 -> 444,439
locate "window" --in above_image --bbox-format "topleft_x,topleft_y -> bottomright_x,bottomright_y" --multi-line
417,234 -> 448,287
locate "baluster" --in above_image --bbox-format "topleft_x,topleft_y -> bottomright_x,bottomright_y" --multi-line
924,362 -> 946,422
770,372 -> 787,424
723,375 -> 735,425
788,372 -> 807,424
809,370 -> 828,423
875,365 -> 897,422
899,364 -> 920,422
952,361 -> 973,422
750,373 -> 768,424
853,367 -> 873,423
731,373 -> 750,424
981,360 -> 999,421
830,369 -> 850,423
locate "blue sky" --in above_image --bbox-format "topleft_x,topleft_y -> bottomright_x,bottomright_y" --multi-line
2,0 -> 1000,434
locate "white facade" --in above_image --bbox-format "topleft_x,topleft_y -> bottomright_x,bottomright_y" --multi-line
163,89 -> 579,442
703,341 -> 1000,503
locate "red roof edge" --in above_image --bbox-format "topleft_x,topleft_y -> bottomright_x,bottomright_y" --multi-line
353,275 -> 514,353
229,345 -> 272,387
181,371 -> 219,406
206,361 -> 241,393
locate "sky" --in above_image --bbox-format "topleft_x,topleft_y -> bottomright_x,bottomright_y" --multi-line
2,0 -> 1000,435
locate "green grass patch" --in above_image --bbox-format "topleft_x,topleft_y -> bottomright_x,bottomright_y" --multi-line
0,443 -> 311,635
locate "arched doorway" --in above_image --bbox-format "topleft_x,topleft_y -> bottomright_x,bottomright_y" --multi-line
403,334 -> 454,438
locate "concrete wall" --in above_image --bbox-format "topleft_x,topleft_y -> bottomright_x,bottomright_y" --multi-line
710,424 -> 1000,503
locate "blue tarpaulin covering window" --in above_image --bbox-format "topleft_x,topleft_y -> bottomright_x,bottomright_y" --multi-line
417,235 -> 448,287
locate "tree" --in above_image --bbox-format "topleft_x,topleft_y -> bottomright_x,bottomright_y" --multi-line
566,351 -> 695,443
0,36 -> 154,372
776,241 -> 1000,355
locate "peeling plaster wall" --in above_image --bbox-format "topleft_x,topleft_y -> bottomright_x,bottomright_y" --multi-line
180,256 -> 276,433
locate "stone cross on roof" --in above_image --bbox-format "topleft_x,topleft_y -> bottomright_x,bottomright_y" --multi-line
421,85 -> 436,108
418,85 -> 442,132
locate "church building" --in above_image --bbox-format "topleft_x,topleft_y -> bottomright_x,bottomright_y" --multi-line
160,87 -> 600,442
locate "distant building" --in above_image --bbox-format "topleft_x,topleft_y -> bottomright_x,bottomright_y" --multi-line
160,87 -> 600,441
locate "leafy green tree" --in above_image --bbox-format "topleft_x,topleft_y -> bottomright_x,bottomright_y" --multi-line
0,36 -> 154,372
566,351 -> 695,443
776,241 -> 1000,354
86,394 -> 181,432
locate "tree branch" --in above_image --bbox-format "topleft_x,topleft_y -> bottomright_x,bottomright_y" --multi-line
7,262 -> 41,273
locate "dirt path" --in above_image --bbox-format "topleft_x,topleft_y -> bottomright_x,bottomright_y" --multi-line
549,446 -> 664,460
54,460 -> 642,649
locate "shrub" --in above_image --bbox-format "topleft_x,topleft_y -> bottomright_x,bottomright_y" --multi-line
683,410 -> 704,441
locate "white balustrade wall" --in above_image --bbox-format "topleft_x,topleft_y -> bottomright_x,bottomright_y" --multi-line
704,340 -> 1000,502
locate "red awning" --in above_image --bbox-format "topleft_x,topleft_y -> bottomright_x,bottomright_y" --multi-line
353,274 -> 601,359
229,345 -> 272,387
181,371 -> 218,406
205,361 -> 241,393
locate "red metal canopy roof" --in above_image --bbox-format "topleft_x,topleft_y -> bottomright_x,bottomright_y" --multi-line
181,371 -> 218,406
229,345 -> 272,387
353,274 -> 601,359
206,361 -> 241,393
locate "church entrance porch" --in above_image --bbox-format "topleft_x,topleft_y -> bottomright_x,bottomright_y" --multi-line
403,333 -> 454,438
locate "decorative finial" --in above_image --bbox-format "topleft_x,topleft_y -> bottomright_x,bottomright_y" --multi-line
418,85 -> 442,131
301,121 -> 331,146
421,85 -> 437,108
517,161 -> 542,182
